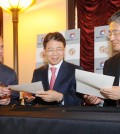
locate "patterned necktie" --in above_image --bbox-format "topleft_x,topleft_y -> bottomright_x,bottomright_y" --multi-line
50,67 -> 56,89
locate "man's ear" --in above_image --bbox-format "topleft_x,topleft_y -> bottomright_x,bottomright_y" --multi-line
43,49 -> 47,59
43,49 -> 46,55
63,47 -> 66,56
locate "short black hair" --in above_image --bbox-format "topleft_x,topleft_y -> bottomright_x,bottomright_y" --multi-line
43,32 -> 66,49
108,10 -> 120,24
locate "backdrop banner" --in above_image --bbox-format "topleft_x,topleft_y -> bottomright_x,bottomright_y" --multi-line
94,25 -> 112,74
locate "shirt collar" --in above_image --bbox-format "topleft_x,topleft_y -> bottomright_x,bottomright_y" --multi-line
49,60 -> 63,70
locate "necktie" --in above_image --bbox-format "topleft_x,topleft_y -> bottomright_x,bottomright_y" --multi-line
50,67 -> 56,89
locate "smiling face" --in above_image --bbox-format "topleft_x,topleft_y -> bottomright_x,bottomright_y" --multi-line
109,22 -> 120,53
0,37 -> 3,62
44,40 -> 65,65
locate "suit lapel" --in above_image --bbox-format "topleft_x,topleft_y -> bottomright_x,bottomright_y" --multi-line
41,65 -> 49,91
53,61 -> 67,91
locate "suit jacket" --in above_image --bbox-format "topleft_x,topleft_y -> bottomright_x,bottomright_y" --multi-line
103,53 -> 120,106
0,63 -> 20,105
31,60 -> 83,106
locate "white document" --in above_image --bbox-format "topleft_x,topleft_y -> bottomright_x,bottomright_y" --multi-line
9,81 -> 44,94
75,69 -> 115,99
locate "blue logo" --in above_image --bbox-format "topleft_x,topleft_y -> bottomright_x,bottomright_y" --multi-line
100,29 -> 106,36
100,61 -> 104,67
69,33 -> 75,39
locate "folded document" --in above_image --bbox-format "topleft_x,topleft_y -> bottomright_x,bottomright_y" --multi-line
9,81 -> 44,94
75,69 -> 115,99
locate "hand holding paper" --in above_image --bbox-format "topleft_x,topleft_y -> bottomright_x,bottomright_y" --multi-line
75,69 -> 115,99
9,81 -> 44,94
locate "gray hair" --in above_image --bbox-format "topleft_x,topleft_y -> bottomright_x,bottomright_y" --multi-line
108,10 -> 120,24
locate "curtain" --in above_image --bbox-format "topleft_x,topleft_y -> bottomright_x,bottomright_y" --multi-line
77,0 -> 120,72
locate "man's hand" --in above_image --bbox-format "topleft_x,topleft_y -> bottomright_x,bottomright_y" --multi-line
100,86 -> 120,100
0,86 -> 11,105
0,98 -> 10,105
0,86 -> 11,97
83,94 -> 102,105
36,90 -> 63,102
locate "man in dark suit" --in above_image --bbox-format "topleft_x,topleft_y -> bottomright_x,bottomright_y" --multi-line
100,11 -> 120,106
84,10 -> 120,106
24,32 -> 83,106
101,53 -> 120,106
0,36 -> 19,105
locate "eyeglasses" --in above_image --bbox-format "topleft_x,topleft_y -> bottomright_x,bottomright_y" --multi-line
108,30 -> 120,38
46,48 -> 64,55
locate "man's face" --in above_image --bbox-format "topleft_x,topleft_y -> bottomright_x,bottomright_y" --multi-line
44,40 -> 65,65
109,22 -> 120,52
0,38 -> 3,62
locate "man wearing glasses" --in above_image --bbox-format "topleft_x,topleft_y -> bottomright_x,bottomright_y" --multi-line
24,32 -> 83,106
84,10 -> 120,106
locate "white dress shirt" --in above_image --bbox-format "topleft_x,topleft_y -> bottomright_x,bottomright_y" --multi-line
48,60 -> 63,84
48,60 -> 65,105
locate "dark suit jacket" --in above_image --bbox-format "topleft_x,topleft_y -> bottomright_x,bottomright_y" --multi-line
103,53 -> 120,106
31,60 -> 83,106
0,63 -> 20,105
